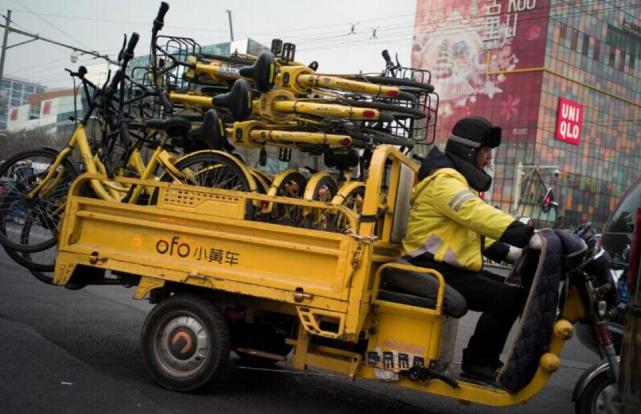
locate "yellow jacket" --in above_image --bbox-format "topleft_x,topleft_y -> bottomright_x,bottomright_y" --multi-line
401,167 -> 515,272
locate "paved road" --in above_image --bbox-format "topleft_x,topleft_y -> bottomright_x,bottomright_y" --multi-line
0,249 -> 600,413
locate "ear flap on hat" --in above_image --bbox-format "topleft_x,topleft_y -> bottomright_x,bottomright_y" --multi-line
483,126 -> 501,148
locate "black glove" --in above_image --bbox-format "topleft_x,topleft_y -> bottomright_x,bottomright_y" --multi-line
574,222 -> 597,251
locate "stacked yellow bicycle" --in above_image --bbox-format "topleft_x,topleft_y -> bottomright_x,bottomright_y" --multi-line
0,1 -> 439,285
142,2 -> 438,231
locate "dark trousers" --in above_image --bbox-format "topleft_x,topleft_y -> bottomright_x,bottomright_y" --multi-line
408,256 -> 526,366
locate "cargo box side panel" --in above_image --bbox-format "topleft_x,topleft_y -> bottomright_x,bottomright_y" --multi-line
61,199 -> 357,301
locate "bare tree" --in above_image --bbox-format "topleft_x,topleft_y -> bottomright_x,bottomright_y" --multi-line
1,124 -> 74,157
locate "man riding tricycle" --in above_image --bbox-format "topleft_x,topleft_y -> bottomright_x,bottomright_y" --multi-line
48,117 -> 632,412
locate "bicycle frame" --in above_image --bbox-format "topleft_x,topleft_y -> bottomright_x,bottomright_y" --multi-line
276,65 -> 401,98
26,121 -> 197,205
168,89 -> 384,124
229,121 -> 352,149
184,55 -> 259,85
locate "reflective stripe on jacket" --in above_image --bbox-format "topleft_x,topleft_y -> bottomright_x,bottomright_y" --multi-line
401,167 -> 515,272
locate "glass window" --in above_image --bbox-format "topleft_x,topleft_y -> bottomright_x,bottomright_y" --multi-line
603,179 -> 641,233
57,112 -> 74,123
609,48 -> 616,66
619,51 -> 626,71
582,33 -> 590,55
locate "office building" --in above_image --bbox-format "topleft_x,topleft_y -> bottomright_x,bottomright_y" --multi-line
412,0 -> 641,227
0,76 -> 46,135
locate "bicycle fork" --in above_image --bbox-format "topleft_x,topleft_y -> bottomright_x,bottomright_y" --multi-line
27,147 -> 74,200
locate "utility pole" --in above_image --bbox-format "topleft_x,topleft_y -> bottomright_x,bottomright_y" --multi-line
0,10 -> 11,136
0,22 -> 116,64
226,10 -> 234,41
0,10 -> 12,100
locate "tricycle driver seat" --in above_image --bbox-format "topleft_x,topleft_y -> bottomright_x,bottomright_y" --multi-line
377,163 -> 467,318
379,259 -> 468,318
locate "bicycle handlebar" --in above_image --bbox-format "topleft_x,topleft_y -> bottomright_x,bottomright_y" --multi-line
123,32 -> 139,61
158,92 -> 173,113
154,2 -> 169,33
381,49 -> 400,77
65,65 -> 88,79
109,31 -> 139,92
382,50 -> 393,67
151,3 -> 172,114
66,66 -> 99,93
108,69 -> 123,91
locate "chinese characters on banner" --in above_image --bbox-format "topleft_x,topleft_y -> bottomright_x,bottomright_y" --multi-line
484,0 -> 538,49
555,97 -> 583,145
412,0 -> 551,144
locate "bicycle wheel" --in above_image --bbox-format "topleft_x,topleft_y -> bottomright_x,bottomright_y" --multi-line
303,174 -> 338,230
167,152 -> 253,192
263,170 -> 307,225
329,183 -> 365,232
0,214 -> 58,275
2,240 -> 55,274
250,169 -> 272,194
157,152 -> 255,218
0,148 -> 79,253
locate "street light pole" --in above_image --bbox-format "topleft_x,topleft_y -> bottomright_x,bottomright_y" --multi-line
0,10 -> 12,96
512,162 -> 523,215
512,163 -> 560,216
226,10 -> 234,42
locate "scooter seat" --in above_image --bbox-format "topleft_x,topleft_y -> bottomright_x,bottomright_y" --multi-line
380,263 -> 468,318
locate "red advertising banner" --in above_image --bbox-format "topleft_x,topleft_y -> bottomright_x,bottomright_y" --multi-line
554,97 -> 583,145
411,0 -> 551,144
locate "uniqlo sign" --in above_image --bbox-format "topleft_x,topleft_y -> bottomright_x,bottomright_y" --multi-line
555,97 -> 583,145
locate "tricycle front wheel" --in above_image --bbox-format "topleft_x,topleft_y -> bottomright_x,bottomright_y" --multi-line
575,367 -> 617,414
141,294 -> 230,392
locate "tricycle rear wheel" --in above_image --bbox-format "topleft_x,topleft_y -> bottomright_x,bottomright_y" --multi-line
141,294 -> 230,392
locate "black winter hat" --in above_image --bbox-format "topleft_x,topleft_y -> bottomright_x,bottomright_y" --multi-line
451,116 -> 501,148
444,116 -> 501,192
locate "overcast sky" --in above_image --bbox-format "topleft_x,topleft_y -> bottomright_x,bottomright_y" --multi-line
0,0 -> 417,89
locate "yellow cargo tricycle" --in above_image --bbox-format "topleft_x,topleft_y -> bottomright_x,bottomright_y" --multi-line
53,145 -> 622,411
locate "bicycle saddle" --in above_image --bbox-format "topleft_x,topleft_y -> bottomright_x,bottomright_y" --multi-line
213,79 -> 252,121
186,109 -> 231,151
145,117 -> 192,137
238,52 -> 276,92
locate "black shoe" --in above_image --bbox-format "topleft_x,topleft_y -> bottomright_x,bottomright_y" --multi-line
494,360 -> 504,373
461,349 -> 499,383
461,361 -> 498,383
